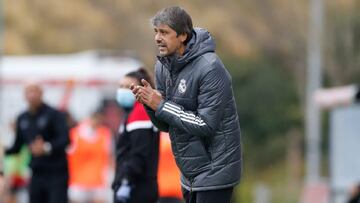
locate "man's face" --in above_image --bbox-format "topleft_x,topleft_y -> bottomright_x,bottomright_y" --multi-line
153,24 -> 186,57
24,84 -> 43,109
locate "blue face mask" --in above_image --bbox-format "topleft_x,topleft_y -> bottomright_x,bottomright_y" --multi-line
116,88 -> 136,109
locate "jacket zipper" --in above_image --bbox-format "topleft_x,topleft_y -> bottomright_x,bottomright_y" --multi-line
190,178 -> 194,193
163,64 -> 196,193
164,66 -> 175,101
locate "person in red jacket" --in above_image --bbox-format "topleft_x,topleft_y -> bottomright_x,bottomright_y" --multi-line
112,68 -> 160,203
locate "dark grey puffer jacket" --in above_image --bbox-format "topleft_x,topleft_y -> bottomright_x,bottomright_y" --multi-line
146,28 -> 242,191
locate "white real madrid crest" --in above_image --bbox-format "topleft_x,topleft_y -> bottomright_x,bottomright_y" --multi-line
178,79 -> 187,94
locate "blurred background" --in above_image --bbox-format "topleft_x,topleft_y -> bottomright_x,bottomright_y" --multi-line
1,0 -> 360,203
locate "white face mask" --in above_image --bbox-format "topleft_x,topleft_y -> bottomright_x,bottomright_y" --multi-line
116,88 -> 135,109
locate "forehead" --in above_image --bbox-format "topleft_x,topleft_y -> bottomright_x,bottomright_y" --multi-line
154,23 -> 174,31
25,84 -> 42,92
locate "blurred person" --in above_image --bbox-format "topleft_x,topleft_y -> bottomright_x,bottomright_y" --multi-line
347,183 -> 360,203
67,110 -> 112,203
158,132 -> 183,203
3,146 -> 30,203
3,122 -> 30,203
112,68 -> 160,203
132,6 -> 242,203
5,82 -> 69,203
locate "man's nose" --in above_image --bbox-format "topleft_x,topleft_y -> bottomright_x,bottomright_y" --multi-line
155,33 -> 162,42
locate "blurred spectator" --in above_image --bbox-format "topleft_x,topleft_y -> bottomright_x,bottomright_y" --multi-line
3,146 -> 30,203
347,183 -> 360,203
112,68 -> 160,203
314,84 -> 360,109
67,111 -> 112,203
5,82 -> 69,203
3,122 -> 29,203
158,132 -> 183,203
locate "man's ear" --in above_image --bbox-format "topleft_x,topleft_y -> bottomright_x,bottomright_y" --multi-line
179,33 -> 187,43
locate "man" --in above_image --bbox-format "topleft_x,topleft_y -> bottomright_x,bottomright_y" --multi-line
6,82 -> 69,203
132,6 -> 242,203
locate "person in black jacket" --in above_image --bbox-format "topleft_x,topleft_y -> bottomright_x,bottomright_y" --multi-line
112,68 -> 160,203
132,6 -> 242,203
6,82 -> 69,203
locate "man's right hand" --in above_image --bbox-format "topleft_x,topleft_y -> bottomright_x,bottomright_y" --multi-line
130,83 -> 143,102
130,80 -> 163,111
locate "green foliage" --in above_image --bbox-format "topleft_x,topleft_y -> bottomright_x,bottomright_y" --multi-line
325,0 -> 360,85
223,56 -> 303,202
224,56 -> 302,168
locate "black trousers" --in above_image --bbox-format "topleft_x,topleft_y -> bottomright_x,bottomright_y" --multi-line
159,197 -> 183,203
29,173 -> 68,203
182,187 -> 233,203
113,180 -> 158,203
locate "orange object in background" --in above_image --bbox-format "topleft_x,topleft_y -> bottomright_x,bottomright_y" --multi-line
158,132 -> 183,199
67,119 -> 111,188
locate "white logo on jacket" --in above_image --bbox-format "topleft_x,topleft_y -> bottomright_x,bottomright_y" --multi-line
178,79 -> 187,94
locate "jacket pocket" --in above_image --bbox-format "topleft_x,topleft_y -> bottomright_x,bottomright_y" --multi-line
176,139 -> 212,178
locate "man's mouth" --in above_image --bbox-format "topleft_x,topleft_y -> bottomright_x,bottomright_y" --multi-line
158,47 -> 167,53
158,44 -> 167,49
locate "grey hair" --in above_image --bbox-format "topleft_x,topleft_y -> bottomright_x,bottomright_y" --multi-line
151,6 -> 193,44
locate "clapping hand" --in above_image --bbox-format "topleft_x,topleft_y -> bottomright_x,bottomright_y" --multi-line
130,79 -> 163,111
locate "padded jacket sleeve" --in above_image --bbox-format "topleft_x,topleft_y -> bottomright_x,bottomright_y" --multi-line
145,64 -> 169,132
155,64 -> 230,138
